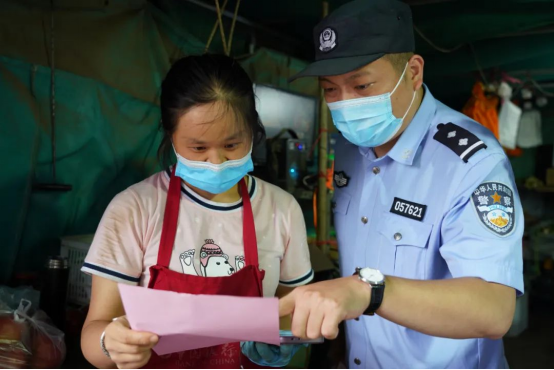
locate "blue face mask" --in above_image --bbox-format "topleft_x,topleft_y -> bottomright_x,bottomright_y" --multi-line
173,144 -> 254,194
327,63 -> 416,148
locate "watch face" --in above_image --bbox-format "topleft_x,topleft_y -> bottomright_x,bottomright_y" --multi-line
360,268 -> 384,284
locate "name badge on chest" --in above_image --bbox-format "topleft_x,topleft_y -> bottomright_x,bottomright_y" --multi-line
390,197 -> 427,222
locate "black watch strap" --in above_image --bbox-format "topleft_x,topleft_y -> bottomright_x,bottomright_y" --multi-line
364,283 -> 385,316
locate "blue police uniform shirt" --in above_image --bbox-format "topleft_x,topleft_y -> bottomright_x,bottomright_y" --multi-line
332,86 -> 524,369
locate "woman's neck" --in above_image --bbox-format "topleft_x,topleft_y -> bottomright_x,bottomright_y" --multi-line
185,176 -> 249,203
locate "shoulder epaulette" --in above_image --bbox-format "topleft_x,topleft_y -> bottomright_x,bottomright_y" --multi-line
433,122 -> 487,163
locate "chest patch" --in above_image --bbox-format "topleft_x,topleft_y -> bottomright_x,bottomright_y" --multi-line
390,197 -> 427,222
334,171 -> 350,188
472,182 -> 516,236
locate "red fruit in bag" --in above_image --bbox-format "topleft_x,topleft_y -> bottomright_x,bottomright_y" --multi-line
0,347 -> 29,369
0,316 -> 24,342
0,317 -> 30,368
29,331 -> 63,369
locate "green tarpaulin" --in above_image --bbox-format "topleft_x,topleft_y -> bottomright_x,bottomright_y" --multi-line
1,0 -> 554,283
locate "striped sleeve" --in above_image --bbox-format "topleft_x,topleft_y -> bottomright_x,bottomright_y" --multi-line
82,262 -> 140,285
279,269 -> 314,287
81,189 -> 144,285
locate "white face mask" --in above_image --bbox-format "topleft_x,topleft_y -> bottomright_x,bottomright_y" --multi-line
327,63 -> 416,148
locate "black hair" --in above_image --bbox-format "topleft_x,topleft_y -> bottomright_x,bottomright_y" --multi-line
158,54 -> 266,166
383,52 -> 414,77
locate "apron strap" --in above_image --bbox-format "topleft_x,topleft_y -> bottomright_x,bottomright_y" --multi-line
158,172 -> 258,269
239,178 -> 259,267
157,166 -> 181,268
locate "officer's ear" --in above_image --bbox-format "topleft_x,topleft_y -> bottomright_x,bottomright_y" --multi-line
408,54 -> 424,91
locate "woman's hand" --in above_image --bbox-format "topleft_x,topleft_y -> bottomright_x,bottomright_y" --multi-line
103,316 -> 159,369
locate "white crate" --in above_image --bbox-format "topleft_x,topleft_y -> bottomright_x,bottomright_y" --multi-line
60,234 -> 94,306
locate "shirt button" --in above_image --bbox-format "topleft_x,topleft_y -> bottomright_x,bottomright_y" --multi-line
394,232 -> 402,241
361,216 -> 368,224
372,166 -> 380,174
354,358 -> 362,365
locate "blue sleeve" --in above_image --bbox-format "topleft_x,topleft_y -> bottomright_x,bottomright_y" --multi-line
439,153 -> 524,295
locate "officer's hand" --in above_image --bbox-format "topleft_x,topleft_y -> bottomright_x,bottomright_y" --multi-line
279,276 -> 371,340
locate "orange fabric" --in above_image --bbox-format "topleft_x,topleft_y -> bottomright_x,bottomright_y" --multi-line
505,147 -> 523,157
326,161 -> 335,191
462,82 -> 500,140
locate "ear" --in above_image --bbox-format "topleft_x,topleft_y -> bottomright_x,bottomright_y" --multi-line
223,254 -> 229,260
408,54 -> 425,91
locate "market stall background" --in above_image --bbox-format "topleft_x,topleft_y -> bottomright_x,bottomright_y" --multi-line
1,0 -> 553,367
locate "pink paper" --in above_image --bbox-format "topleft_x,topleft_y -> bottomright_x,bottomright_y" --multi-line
118,284 -> 280,355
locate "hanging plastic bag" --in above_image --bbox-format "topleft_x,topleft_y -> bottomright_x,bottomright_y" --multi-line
517,109 -> 543,148
0,290 -> 66,369
498,99 -> 522,150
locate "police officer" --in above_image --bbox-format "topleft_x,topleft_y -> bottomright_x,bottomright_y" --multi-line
279,0 -> 523,368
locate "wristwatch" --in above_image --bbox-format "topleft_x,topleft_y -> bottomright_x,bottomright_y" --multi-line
355,267 -> 385,316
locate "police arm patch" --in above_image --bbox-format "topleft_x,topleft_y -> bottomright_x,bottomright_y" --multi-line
471,182 -> 515,236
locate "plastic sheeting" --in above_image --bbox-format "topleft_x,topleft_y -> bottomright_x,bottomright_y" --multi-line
0,0 -> 205,282
3,0 -> 554,282
0,0 -> 319,283
0,56 -> 162,283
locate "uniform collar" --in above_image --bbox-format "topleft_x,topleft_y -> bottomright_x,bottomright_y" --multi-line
387,85 -> 437,165
358,85 -> 437,165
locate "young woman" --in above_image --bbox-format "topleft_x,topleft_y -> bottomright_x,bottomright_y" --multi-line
80,55 -> 313,369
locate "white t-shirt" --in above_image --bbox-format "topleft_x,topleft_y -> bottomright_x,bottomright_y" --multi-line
82,169 -> 314,296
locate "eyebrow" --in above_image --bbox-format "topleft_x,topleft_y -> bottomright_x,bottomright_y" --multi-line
318,70 -> 372,84
184,130 -> 246,145
319,76 -> 335,84
187,138 -> 207,145
344,71 -> 372,83
223,131 -> 246,141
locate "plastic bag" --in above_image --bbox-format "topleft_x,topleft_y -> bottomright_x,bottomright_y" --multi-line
0,289 -> 66,369
0,286 -> 40,312
498,99 -> 522,150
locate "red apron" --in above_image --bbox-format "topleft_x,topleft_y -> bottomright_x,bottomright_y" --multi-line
145,168 -> 265,368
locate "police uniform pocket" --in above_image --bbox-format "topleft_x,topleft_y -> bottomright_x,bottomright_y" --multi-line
332,192 -> 352,215
378,212 -> 433,279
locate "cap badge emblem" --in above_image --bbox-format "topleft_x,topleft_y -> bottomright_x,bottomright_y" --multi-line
319,27 -> 337,52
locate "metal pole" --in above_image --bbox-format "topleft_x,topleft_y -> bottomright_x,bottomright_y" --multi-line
50,1 -> 56,182
317,0 -> 330,255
